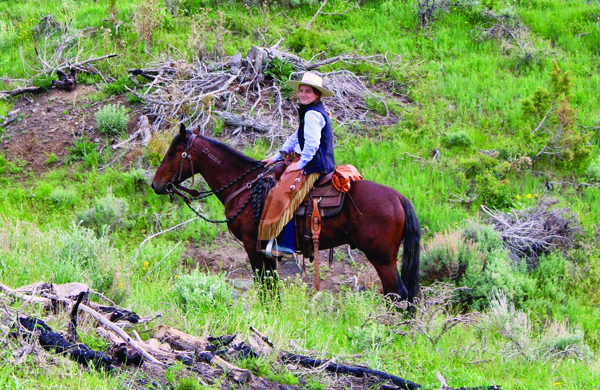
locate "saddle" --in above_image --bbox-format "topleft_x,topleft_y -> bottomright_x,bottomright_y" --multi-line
294,178 -> 345,261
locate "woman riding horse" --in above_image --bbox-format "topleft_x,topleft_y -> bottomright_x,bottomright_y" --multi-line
260,72 -> 335,259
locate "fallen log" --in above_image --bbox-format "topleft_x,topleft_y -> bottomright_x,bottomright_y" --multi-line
213,111 -> 273,134
281,352 -> 421,390
18,316 -> 112,370
153,324 -> 210,351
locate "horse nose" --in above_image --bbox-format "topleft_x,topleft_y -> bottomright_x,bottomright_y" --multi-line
151,182 -> 155,190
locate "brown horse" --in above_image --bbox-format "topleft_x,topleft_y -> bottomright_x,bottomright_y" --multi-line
152,125 -> 421,302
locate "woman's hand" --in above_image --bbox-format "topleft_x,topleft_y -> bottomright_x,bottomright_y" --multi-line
262,158 -> 276,167
287,162 -> 301,171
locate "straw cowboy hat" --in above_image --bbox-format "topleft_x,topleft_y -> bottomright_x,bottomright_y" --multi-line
286,72 -> 334,97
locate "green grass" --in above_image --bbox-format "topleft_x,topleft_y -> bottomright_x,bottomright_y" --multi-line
1,0 -> 600,387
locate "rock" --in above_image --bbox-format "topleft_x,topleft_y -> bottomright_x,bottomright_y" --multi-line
229,53 -> 243,75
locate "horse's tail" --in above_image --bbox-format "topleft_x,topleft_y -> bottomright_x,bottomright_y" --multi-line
399,195 -> 421,303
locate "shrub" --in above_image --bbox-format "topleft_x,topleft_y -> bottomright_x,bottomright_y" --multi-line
32,74 -> 53,90
103,76 -> 134,96
174,270 -> 234,313
77,194 -> 128,233
460,223 -> 534,309
66,138 -> 100,168
53,223 -> 118,292
420,229 -> 477,282
95,104 -> 129,136
50,187 -> 78,208
585,157 -> 600,182
443,131 -> 473,148
475,172 -> 513,209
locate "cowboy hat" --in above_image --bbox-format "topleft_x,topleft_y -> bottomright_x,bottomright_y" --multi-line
286,72 -> 334,97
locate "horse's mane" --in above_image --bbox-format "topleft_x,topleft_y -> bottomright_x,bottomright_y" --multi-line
197,133 -> 258,165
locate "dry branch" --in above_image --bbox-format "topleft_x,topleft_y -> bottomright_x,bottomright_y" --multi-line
481,200 -> 581,266
214,111 -> 273,133
127,45 -> 401,145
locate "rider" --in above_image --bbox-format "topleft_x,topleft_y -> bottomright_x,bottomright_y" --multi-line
260,72 -> 335,258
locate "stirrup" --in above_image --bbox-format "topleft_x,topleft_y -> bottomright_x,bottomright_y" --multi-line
263,238 -> 294,260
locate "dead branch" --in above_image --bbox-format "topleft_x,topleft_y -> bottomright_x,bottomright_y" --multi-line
214,111 -> 272,133
133,217 -> 199,263
131,45 -> 402,137
532,103 -> 555,135
305,0 -> 329,30
0,86 -> 46,98
321,3 -> 359,16
281,351 -> 420,389
481,200 -> 581,266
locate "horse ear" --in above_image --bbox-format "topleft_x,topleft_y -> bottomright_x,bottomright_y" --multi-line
192,126 -> 200,135
179,123 -> 187,138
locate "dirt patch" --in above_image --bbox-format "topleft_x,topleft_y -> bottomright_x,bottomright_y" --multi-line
183,234 -> 382,295
1,85 -> 141,177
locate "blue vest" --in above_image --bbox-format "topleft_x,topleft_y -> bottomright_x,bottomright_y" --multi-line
297,102 -> 335,175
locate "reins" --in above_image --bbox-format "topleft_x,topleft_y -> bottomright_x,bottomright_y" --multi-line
165,134 -> 273,224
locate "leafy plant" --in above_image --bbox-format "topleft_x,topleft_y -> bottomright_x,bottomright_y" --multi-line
174,270 -> 234,313
66,138 -> 99,168
77,194 -> 129,233
95,104 -> 129,136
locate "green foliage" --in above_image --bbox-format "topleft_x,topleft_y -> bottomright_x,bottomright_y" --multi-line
77,72 -> 102,85
66,138 -> 99,168
50,187 -> 77,208
460,223 -> 534,309
264,57 -> 294,98
103,76 -> 134,96
443,130 -> 473,148
173,270 -> 234,313
475,172 -> 513,209
31,74 -> 53,90
126,92 -> 143,104
421,230 -> 475,283
287,27 -> 325,54
53,224 -> 118,291
77,194 -> 129,233
95,104 -> 129,136
585,157 -> 600,182
45,152 -> 58,165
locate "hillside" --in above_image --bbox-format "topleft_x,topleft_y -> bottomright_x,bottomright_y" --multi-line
1,0 -> 600,388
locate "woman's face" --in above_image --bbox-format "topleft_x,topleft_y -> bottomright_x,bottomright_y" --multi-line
298,85 -> 319,105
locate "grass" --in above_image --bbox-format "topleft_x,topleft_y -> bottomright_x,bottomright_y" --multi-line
1,0 -> 600,387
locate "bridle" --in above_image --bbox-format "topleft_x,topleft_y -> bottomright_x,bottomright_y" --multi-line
163,133 -> 271,224
165,133 -> 199,201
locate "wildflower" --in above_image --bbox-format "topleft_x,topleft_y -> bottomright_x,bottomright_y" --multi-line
143,261 -> 150,268
534,193 -> 539,197
119,283 -> 123,288
525,193 -> 532,199
175,275 -> 179,279
516,194 -> 522,199
554,382 -> 562,386
232,290 -> 238,300
243,303 -> 248,312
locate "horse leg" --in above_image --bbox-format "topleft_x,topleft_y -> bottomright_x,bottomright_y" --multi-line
242,238 -> 279,301
370,260 -> 409,301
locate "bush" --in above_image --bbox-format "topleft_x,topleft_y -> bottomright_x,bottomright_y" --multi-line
103,76 -> 134,96
585,157 -> 600,182
53,223 -> 118,292
50,187 -> 77,208
420,229 -> 476,282
77,194 -> 128,233
443,131 -> 473,148
174,270 -> 234,313
95,104 -> 129,136
66,138 -> 100,168
460,223 -> 534,309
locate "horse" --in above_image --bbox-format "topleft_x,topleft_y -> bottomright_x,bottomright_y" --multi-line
152,124 -> 421,302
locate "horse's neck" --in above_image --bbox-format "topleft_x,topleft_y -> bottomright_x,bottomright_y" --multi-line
192,137 -> 258,204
